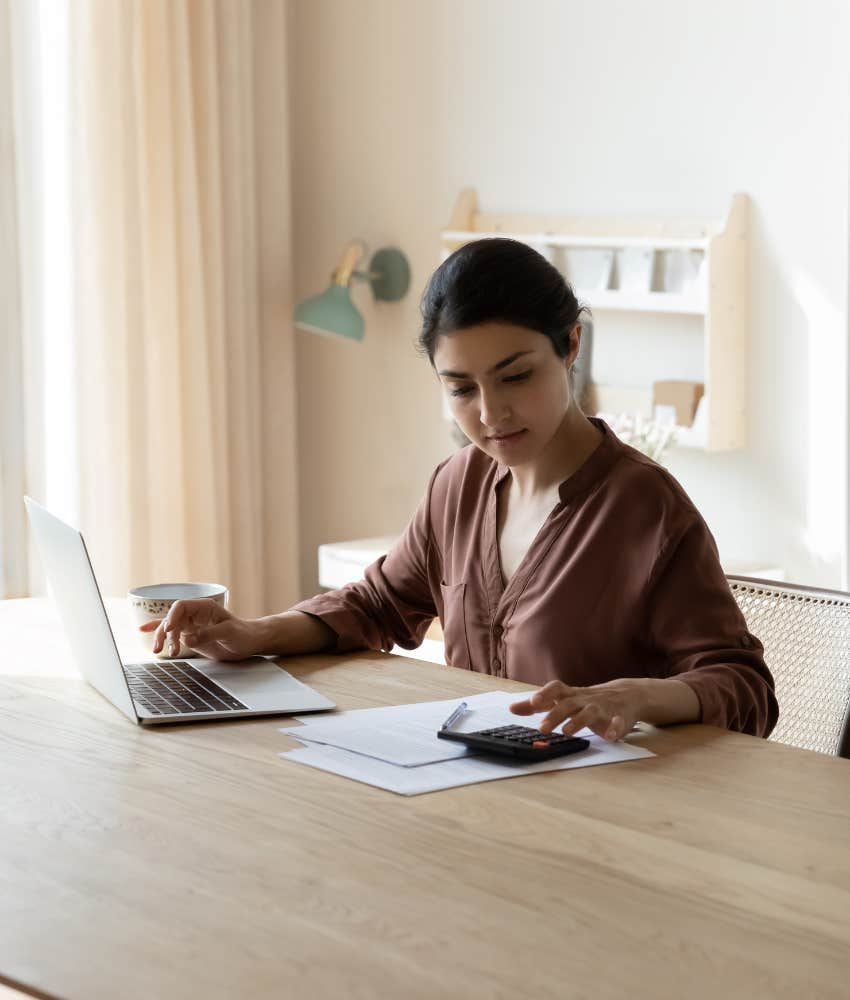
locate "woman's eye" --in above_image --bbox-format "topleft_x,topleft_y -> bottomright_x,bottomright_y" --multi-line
503,370 -> 532,384
449,385 -> 473,398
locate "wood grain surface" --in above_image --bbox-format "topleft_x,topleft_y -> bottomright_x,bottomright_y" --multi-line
1,599 -> 849,1000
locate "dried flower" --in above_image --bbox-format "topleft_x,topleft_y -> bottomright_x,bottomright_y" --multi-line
597,412 -> 677,465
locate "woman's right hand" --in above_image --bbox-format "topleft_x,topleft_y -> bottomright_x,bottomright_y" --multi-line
138,598 -> 266,662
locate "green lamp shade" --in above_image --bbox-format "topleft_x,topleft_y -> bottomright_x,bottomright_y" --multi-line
294,284 -> 364,342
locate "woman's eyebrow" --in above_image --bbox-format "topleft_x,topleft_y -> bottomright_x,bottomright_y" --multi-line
437,350 -> 534,379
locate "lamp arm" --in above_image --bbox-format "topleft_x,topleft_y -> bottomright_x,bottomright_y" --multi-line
332,240 -> 367,286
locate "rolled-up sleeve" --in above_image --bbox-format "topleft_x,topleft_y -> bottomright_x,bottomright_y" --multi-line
291,464 -> 444,653
644,518 -> 779,738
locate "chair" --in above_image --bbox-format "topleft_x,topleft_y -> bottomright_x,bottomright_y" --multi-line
727,576 -> 850,758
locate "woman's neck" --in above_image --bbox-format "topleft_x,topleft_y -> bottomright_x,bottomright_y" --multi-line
507,408 -> 603,502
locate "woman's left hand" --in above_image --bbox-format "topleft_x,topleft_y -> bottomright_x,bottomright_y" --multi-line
509,679 -> 646,742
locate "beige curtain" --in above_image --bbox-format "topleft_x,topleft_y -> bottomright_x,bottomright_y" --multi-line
0,0 -> 25,598
1,0 -> 44,599
67,0 -> 299,618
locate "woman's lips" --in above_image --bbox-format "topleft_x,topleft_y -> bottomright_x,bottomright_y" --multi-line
488,429 -> 527,445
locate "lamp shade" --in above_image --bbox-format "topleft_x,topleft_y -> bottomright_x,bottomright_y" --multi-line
294,284 -> 364,342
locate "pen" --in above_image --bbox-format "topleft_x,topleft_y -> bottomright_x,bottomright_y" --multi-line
440,701 -> 469,731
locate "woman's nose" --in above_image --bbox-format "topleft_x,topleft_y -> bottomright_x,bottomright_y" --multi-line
479,389 -> 509,428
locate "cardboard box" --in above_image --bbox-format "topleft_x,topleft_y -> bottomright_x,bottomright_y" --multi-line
652,380 -> 705,427
595,384 -> 653,417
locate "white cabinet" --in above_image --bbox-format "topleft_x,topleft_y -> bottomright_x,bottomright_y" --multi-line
318,536 -> 397,589
317,537 -> 445,665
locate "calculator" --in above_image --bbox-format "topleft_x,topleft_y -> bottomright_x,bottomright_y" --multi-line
437,724 -> 590,761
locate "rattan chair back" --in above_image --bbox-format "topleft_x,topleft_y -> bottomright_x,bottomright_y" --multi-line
727,576 -> 850,757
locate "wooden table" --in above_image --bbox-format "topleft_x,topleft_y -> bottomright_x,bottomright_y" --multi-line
2,598 -> 850,1000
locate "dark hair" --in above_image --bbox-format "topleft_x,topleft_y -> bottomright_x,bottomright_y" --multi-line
417,238 -> 587,362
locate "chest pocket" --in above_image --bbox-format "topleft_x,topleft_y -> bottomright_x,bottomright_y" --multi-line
439,581 -> 473,671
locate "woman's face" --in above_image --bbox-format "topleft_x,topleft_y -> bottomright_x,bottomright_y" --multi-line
433,322 -> 578,465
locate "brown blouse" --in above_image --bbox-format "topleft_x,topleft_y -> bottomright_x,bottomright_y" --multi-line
294,418 -> 778,738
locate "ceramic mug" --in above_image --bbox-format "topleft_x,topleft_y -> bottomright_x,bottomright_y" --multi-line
128,582 -> 229,658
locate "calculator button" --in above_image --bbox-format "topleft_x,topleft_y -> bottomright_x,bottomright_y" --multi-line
532,740 -> 551,748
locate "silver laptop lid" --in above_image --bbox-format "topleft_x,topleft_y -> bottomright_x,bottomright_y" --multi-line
24,497 -> 139,723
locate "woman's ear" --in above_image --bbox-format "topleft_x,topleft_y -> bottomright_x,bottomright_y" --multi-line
566,323 -> 582,367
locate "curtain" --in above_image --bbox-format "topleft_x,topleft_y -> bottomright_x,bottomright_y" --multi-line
66,0 -> 299,618
0,0 -> 24,597
0,0 -> 44,599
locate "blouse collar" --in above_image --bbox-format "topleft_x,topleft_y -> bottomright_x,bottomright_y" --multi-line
494,417 -> 623,506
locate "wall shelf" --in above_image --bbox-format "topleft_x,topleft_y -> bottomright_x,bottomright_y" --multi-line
442,229 -> 711,252
573,288 -> 706,316
440,189 -> 748,452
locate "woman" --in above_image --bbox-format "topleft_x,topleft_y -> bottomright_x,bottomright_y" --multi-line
143,238 -> 778,741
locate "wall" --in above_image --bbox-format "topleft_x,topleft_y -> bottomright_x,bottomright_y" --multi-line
290,0 -> 850,595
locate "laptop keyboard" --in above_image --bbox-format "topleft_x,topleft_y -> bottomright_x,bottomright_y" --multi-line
124,660 -> 249,716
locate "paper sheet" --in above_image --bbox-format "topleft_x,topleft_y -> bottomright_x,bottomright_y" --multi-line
279,734 -> 654,796
281,690 -> 526,766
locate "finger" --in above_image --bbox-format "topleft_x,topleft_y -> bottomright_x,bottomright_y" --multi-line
162,617 -> 182,657
161,601 -> 207,657
155,604 -> 180,656
166,599 -> 228,654
154,628 -> 179,657
537,697 -> 583,733
163,600 -> 186,629
558,705 -> 598,738
168,631 -> 182,657
604,715 -> 627,742
152,621 -> 168,654
139,619 -> 161,633
510,681 -> 570,715
583,713 -> 630,741
162,599 -> 221,632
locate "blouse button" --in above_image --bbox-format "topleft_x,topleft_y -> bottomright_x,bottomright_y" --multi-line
493,625 -> 503,639
492,657 -> 501,673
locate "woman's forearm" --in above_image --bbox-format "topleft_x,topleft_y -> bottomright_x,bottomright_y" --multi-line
253,610 -> 339,657
636,677 -> 701,727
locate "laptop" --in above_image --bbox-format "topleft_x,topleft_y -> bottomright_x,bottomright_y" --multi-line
24,497 -> 336,725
